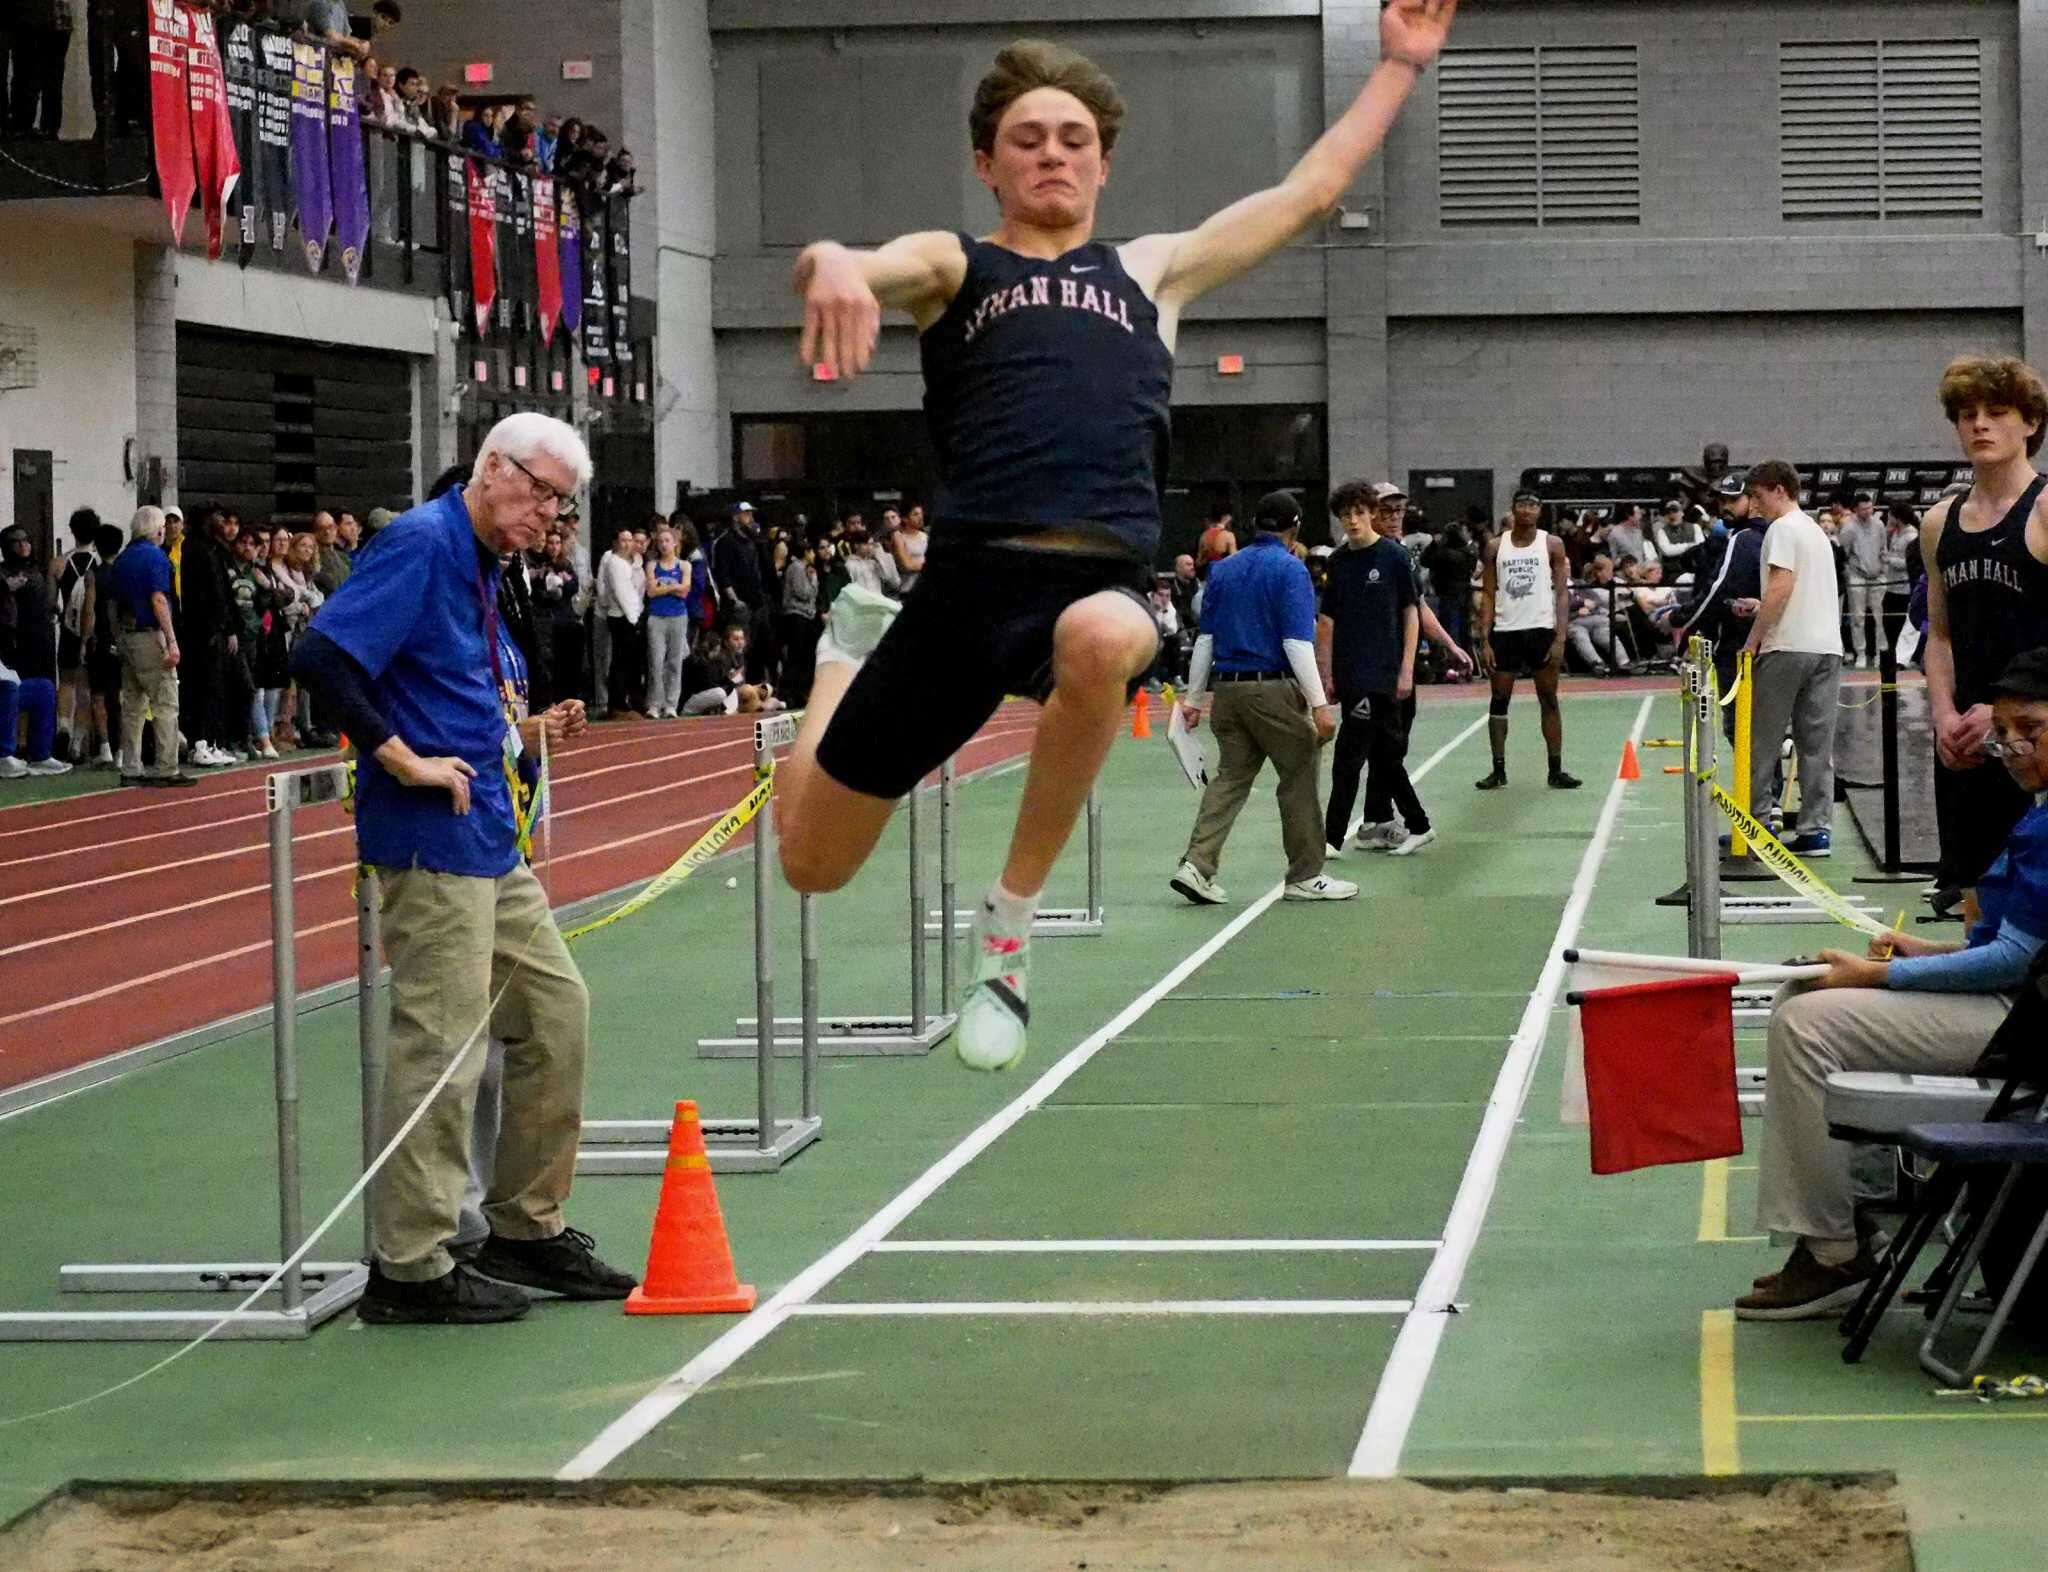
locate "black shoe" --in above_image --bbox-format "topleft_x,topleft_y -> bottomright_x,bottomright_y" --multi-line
356,1263 -> 531,1325
472,1226 -> 638,1301
1548,769 -> 1583,790
1474,768 -> 1508,791
448,1238 -> 484,1265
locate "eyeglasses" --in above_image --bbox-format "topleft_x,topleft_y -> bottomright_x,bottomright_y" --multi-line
502,452 -> 578,519
1982,734 -> 2040,761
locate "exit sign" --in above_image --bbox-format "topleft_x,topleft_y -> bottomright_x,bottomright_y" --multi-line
463,61 -> 494,84
1216,354 -> 1245,376
812,362 -> 838,383
561,59 -> 594,81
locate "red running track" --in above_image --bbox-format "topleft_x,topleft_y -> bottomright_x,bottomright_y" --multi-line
0,706 -> 1041,1092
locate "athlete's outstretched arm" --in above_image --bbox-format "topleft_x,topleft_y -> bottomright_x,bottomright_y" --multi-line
793,232 -> 968,381
1131,0 -> 1457,309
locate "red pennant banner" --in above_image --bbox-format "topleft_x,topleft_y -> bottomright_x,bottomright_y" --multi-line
146,0 -> 196,242
181,4 -> 241,261
533,178 -> 563,346
466,159 -> 498,337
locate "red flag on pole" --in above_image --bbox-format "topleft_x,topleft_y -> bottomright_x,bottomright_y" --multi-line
182,4 -> 242,261
466,159 -> 498,336
1571,972 -> 1744,1175
533,177 -> 563,346
146,0 -> 197,242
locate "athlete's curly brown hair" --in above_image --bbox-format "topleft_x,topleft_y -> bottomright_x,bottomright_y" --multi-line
970,40 -> 1126,157
1939,354 -> 2048,456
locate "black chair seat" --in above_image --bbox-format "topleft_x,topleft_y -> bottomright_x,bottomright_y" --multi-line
1899,1122 -> 2048,1167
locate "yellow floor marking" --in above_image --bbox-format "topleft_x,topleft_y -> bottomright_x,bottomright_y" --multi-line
1701,1309 -> 1740,1475
1699,1158 -> 1767,1243
1741,1409 -> 2048,1424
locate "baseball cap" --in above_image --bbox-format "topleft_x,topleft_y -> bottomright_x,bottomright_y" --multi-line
733,499 -> 756,513
1988,647 -> 2048,702
1371,482 -> 1407,504
1511,488 -> 1543,506
1252,490 -> 1304,532
1714,469 -> 1750,499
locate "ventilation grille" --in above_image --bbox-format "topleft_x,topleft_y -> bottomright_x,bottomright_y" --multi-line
1780,39 -> 1982,221
1438,45 -> 1640,228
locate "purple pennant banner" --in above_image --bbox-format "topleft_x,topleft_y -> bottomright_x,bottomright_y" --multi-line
327,53 -> 369,284
558,185 -> 583,335
288,39 -> 331,271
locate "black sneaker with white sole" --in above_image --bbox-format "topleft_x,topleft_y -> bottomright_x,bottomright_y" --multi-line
471,1226 -> 638,1300
1734,1245 -> 1875,1321
357,1263 -> 531,1325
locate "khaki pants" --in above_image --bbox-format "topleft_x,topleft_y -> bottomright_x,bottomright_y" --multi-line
371,860 -> 590,1281
118,631 -> 179,775
1182,678 -> 1326,885
1758,982 -> 2010,1243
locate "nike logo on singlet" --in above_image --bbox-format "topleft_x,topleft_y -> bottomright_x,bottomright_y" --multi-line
1070,264 -> 1098,273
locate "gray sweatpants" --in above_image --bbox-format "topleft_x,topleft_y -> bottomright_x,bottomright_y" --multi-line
1749,650 -> 1840,833
1758,983 -> 2010,1243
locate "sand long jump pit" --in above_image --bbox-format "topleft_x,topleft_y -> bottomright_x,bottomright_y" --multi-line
4,1475 -> 1910,1571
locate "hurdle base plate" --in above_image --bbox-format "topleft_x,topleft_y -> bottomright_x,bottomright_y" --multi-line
1722,895 -> 1883,926
925,908 -> 1104,939
0,1262 -> 369,1342
697,1012 -> 957,1058
1737,1066 -> 1766,1119
576,1116 -> 820,1175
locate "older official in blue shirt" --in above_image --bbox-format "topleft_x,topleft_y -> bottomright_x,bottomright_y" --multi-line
1170,492 -> 1356,906
292,413 -> 637,1325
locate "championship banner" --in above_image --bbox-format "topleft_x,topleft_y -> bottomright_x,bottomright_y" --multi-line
533,177 -> 563,345
510,172 -> 535,337
221,19 -> 258,266
558,185 -> 583,336
326,54 -> 369,284
145,0 -> 196,242
182,5 -> 240,262
490,166 -> 515,333
465,158 -> 498,336
607,195 -> 633,368
580,197 -> 611,365
442,152 -> 470,329
289,41 -> 332,272
255,28 -> 295,256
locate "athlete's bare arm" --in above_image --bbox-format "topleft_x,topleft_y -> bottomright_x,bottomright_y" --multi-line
1919,495 -> 1986,766
1547,535 -> 1571,662
1476,551 -> 1498,675
794,231 -> 969,380
1119,0 -> 1456,331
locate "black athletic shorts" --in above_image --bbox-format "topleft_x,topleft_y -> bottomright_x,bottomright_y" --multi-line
58,630 -> 83,670
816,537 -> 1156,800
1488,627 -> 1557,678
1934,754 -> 2034,891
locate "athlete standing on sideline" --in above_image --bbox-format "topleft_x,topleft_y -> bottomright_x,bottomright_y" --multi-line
1920,355 -> 2048,920
779,1 -> 1460,1072
1475,490 -> 1580,791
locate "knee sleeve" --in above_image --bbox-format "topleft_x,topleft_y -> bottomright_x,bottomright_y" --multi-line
1489,692 -> 1512,718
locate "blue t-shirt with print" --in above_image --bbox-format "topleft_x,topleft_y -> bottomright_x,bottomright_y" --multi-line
310,488 -> 520,878
1972,802 -> 2048,947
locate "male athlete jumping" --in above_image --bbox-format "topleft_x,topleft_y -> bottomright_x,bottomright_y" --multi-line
778,1 -> 1460,1071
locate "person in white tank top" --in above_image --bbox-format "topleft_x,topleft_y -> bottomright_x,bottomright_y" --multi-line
1476,492 -> 1580,791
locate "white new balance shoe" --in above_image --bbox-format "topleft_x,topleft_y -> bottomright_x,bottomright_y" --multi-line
1170,861 -> 1228,906
955,909 -> 1031,1072
1284,874 -> 1359,901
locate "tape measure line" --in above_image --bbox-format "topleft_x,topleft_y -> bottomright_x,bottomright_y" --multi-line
1706,780 -> 1889,938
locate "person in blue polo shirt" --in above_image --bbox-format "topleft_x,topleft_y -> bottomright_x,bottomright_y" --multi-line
292,411 -> 637,1326
1171,491 -> 1357,906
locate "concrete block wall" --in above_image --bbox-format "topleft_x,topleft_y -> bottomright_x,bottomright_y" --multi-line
134,244 -> 178,511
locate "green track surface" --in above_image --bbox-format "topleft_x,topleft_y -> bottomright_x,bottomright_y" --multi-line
1,690 -> 2038,1572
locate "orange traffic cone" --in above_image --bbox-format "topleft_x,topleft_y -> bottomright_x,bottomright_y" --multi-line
1618,740 -> 1642,782
1132,688 -> 1153,740
624,1101 -> 757,1316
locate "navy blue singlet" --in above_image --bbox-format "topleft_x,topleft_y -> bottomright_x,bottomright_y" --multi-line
920,233 -> 1175,562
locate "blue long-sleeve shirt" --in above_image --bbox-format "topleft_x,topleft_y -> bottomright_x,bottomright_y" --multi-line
1889,801 -> 2048,992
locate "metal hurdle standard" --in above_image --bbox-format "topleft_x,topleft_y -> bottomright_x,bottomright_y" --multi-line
927,776 -> 1107,939
696,739 -> 958,1060
580,713 -> 824,1172
0,764 -> 371,1342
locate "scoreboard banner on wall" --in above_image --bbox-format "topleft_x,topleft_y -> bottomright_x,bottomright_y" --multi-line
1521,460 -> 1975,517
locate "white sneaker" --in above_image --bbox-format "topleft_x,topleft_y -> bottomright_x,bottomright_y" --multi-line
0,757 -> 27,779
192,743 -> 230,767
816,582 -> 901,668
92,743 -> 114,767
1170,861 -> 1228,905
1284,874 -> 1359,901
25,757 -> 73,777
1388,826 -> 1439,857
955,909 -> 1030,1073
256,741 -> 280,760
1353,820 -> 1401,851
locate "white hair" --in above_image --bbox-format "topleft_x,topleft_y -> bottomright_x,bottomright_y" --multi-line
472,411 -> 593,492
130,505 -> 166,543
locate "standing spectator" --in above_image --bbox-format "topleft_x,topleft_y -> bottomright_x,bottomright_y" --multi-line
1421,509 -> 1480,660
0,524 -> 71,778
642,524 -> 692,718
53,507 -> 102,763
1837,492 -> 1886,670
311,510 -> 352,598
463,103 -> 506,160
891,505 -> 928,597
677,518 -> 715,641
780,536 -> 821,706
533,529 -> 584,707
391,68 -> 429,133
282,532 -> 331,746
1196,504 -> 1237,574
533,112 -> 561,172
1653,499 -> 1705,578
79,520 -> 128,768
711,502 -> 774,677
501,97 -> 540,166
599,522 -> 645,716
178,509 -> 239,767
281,0 -> 367,60
428,82 -> 464,142
109,507 -> 192,786
1742,461 -> 1843,857
252,527 -> 299,755
8,0 -> 71,140
227,528 -> 278,758
1605,502 -> 1656,568
1880,500 -> 1922,658
1170,493 -> 1354,906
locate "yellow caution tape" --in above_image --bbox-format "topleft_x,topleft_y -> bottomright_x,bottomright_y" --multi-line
561,768 -> 775,943
1706,780 -> 1889,938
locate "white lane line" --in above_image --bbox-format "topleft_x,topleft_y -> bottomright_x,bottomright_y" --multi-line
870,1239 -> 1441,1254
794,1300 -> 1414,1318
555,711 -> 1489,1483
1348,694 -> 1653,1478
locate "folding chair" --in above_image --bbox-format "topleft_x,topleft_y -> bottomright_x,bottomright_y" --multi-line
1838,958 -> 2048,1374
